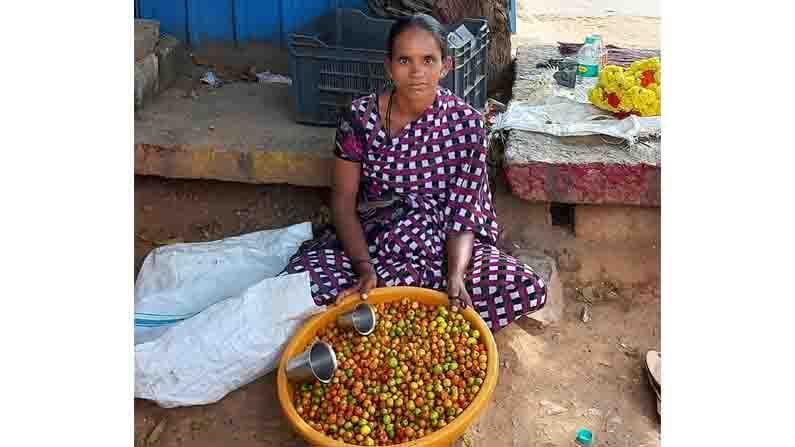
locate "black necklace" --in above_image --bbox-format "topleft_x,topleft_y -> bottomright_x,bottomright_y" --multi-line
385,87 -> 396,140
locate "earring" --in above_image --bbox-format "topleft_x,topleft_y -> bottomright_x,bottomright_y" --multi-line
385,78 -> 395,90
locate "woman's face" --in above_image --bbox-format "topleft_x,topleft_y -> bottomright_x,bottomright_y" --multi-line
386,27 -> 451,100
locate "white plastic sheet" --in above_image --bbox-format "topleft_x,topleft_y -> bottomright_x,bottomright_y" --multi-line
492,96 -> 661,146
135,272 -> 320,408
134,222 -> 313,344
133,222 -> 322,408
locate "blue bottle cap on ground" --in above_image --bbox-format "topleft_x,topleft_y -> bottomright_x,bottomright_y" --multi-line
576,428 -> 594,445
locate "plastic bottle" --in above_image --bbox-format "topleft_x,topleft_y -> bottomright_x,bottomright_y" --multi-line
576,36 -> 600,89
590,34 -> 608,69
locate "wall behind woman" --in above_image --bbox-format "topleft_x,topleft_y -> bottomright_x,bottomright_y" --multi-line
135,0 -> 368,49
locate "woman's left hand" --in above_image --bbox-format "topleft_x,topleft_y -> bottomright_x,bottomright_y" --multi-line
447,273 -> 473,309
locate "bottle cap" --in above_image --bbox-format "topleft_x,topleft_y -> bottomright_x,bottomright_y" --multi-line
576,428 -> 594,445
585,36 -> 595,44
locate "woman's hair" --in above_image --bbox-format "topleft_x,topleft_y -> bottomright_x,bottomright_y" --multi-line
387,13 -> 448,59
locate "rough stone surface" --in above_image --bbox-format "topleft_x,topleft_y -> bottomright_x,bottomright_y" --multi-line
135,82 -> 335,186
134,53 -> 159,111
504,45 -> 661,206
515,250 -> 564,325
156,34 -> 189,93
135,19 -> 160,62
575,204 -> 661,243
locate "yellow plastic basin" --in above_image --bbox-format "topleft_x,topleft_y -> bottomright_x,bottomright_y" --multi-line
277,286 -> 499,447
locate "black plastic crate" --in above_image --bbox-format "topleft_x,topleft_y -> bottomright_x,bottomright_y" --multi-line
288,8 -> 489,126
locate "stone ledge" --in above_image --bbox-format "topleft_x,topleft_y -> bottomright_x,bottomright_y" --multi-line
134,53 -> 158,111
505,45 -> 661,207
156,34 -> 189,93
504,152 -> 661,206
135,82 -> 336,186
135,144 -> 332,186
135,19 -> 159,62
575,205 -> 660,243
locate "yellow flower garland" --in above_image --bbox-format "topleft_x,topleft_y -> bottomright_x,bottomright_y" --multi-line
589,57 -> 661,117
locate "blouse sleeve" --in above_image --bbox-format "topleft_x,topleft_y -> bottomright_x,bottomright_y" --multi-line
443,117 -> 500,245
333,101 -> 367,163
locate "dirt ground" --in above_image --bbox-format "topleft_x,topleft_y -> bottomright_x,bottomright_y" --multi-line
134,174 -> 660,447
133,177 -> 326,275
512,1 -> 660,51
134,2 -> 661,446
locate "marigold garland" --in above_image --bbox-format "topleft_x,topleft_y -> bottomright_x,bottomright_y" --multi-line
589,57 -> 661,117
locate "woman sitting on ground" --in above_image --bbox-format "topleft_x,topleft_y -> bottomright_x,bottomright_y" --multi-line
282,14 -> 547,332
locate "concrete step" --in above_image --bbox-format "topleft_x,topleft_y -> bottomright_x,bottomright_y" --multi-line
134,30 -> 190,112
134,53 -> 158,111
504,45 -> 661,207
574,204 -> 660,243
155,34 -> 190,97
135,19 -> 159,62
135,82 -> 334,186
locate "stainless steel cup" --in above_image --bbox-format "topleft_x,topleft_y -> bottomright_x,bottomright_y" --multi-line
285,340 -> 338,384
337,303 -> 377,336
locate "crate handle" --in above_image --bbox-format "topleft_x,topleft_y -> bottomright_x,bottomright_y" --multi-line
288,33 -> 329,48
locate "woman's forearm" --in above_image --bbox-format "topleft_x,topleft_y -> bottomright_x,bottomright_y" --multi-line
446,231 -> 474,277
332,192 -> 373,275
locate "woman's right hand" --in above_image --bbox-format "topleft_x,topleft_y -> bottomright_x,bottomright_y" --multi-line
336,263 -> 378,303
